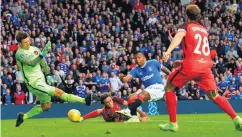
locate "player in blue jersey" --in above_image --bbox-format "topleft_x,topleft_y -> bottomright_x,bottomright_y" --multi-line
119,52 -> 171,122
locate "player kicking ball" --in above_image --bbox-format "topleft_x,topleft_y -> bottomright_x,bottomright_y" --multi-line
119,52 -> 171,122
15,31 -> 92,127
160,5 -> 242,132
79,93 -> 149,122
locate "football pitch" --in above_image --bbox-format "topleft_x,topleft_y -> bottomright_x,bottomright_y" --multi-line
2,113 -> 242,137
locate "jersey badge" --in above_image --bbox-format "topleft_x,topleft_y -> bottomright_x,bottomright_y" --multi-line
34,50 -> 38,55
20,54 -> 25,59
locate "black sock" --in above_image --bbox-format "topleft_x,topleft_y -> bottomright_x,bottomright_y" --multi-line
128,99 -> 142,116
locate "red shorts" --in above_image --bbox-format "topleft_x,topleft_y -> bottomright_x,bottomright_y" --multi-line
168,66 -> 217,91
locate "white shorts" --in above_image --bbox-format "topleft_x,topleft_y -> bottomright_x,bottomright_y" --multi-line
136,84 -> 165,102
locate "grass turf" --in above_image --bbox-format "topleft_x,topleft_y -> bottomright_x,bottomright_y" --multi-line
2,113 -> 242,137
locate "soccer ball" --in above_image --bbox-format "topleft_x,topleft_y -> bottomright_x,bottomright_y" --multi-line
67,109 -> 81,122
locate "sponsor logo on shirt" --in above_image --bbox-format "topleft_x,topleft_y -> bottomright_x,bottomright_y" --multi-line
141,73 -> 154,81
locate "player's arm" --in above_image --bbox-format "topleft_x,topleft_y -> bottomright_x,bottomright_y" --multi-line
137,109 -> 148,118
163,31 -> 186,62
80,109 -> 103,122
40,57 -> 50,76
167,31 -> 185,53
154,60 -> 171,75
119,74 -> 132,83
15,52 -> 43,67
161,66 -> 171,75
112,96 -> 126,106
119,68 -> 137,83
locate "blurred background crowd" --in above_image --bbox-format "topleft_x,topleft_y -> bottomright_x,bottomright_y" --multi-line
1,0 -> 242,105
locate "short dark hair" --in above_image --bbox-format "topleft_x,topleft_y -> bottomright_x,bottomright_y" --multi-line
16,31 -> 28,43
100,93 -> 111,104
186,5 -> 201,21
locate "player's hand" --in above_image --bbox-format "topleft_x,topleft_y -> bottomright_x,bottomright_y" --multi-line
41,41 -> 51,57
118,73 -> 125,81
139,116 -> 149,122
46,75 -> 55,85
79,117 -> 84,122
162,51 -> 171,62
139,112 -> 148,118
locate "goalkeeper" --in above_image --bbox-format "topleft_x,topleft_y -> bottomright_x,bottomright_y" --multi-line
15,31 -> 92,127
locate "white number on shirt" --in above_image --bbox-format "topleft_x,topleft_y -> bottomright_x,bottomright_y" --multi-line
193,34 -> 210,56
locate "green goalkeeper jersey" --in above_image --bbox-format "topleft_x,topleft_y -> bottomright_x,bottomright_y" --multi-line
15,46 -> 50,85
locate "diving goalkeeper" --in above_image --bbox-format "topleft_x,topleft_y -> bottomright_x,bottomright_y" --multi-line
15,31 -> 92,127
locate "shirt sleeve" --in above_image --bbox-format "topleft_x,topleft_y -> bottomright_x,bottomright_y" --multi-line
154,60 -> 162,70
40,58 -> 50,76
112,96 -> 124,105
128,68 -> 137,79
35,47 -> 50,76
177,23 -> 187,33
15,48 -> 43,67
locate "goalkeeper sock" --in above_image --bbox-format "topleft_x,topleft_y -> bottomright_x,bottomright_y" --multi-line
166,91 -> 177,123
24,105 -> 43,120
214,96 -> 237,119
60,93 -> 86,104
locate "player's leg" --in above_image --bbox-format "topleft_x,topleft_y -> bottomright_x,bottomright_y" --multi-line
159,66 -> 189,132
123,89 -> 147,122
34,81 -> 92,105
197,72 -> 242,131
205,90 -> 242,131
128,89 -> 150,115
54,88 -> 91,105
15,91 -> 51,127
126,84 -> 165,122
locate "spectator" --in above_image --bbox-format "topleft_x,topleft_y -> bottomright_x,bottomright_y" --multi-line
216,57 -> 226,74
218,76 -> 229,95
186,81 -> 199,99
58,58 -> 69,75
122,90 -> 129,100
133,0 -> 145,11
2,88 -> 12,105
97,72 -> 111,93
14,84 -> 25,105
75,80 -> 87,98
1,0 -> 242,102
109,72 -> 123,93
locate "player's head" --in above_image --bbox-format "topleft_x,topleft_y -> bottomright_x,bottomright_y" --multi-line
16,31 -> 31,50
185,4 -> 201,22
135,52 -> 146,67
101,93 -> 114,108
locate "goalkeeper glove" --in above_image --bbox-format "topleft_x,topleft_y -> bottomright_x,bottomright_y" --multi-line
46,75 -> 56,85
41,41 -> 51,57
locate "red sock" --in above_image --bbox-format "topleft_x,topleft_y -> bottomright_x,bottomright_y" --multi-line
137,96 -> 144,102
166,92 -> 177,123
214,96 -> 237,119
83,110 -> 99,120
128,99 -> 135,104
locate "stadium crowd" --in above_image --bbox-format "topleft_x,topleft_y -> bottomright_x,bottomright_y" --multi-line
1,0 -> 242,105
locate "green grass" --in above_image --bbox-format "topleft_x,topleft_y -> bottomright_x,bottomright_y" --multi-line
2,113 -> 242,137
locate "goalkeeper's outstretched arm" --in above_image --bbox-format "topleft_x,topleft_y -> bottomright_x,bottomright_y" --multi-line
15,53 -> 43,67
40,57 -> 51,76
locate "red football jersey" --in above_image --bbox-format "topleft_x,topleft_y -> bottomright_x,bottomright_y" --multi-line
102,97 -> 123,122
178,21 -> 213,72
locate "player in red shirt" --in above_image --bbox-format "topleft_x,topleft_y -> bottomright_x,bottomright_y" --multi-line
160,5 -> 242,132
79,93 -> 148,122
